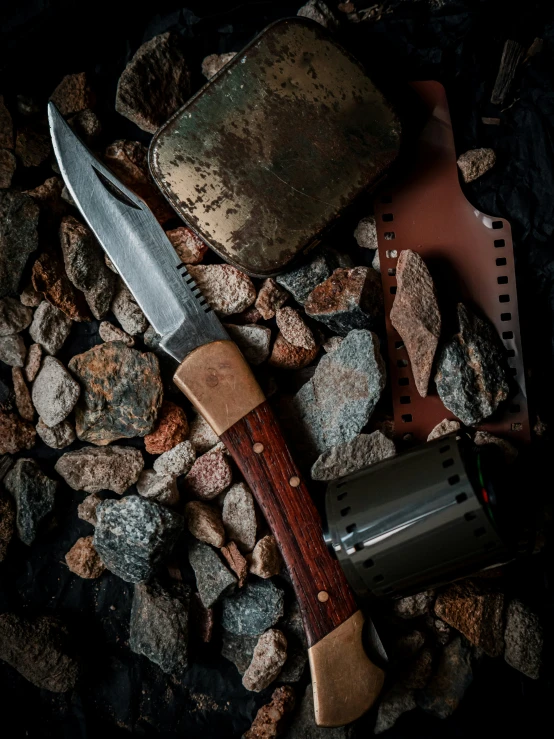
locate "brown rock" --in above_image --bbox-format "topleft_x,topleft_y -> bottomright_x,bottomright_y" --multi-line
400,648 -> 434,690
32,251 -> 91,321
166,227 -> 208,265
298,0 -> 339,29
0,96 -> 13,149
243,685 -> 296,739
0,296 -> 33,336
99,320 -> 134,346
116,32 -> 191,133
15,125 -> 51,167
221,540 -> 249,587
255,278 -> 289,320
473,430 -> 518,464
222,482 -> 257,552
189,413 -> 219,454
201,52 -> 237,80
243,629 -> 288,692
0,410 -> 36,454
434,580 -> 504,657
26,176 -> 67,229
239,306 -> 263,324
11,367 -> 34,421
20,284 -> 42,308
191,591 -> 214,643
0,149 -> 16,188
185,449 -> 233,500
304,266 -> 383,335
185,501 -> 226,548
103,139 -> 174,223
55,446 -> 144,494
50,72 -> 95,116
77,492 -> 103,526
275,307 -> 315,350
417,637 -> 473,719
390,250 -> 441,398
0,492 -> 15,561
187,264 -> 256,315
457,148 -> 496,183
268,332 -> 319,370
65,535 -> 105,579
29,301 -> 72,356
427,418 -> 460,441
250,535 -> 281,579
0,190 -> 40,299
310,431 -> 396,482
110,280 -> 148,335
68,108 -> 102,143
144,400 -> 189,454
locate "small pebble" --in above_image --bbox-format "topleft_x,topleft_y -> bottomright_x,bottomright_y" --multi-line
427,418 -> 461,441
110,280 -> 148,335
153,440 -> 196,477
188,414 -> 219,454
0,297 -> 32,336
224,323 -> 272,365
23,343 -> 42,382
19,284 -> 42,308
457,147 -> 496,183
191,591 -> 214,643
31,356 -> 80,427
243,685 -> 295,739
185,448 -> 233,500
0,334 -> 26,367
222,482 -> 257,552
185,501 -> 226,547
50,72 -> 95,116
221,579 -> 284,636
275,307 -> 315,350
268,332 -> 319,370
242,629 -> 288,692
136,470 -> 179,506
4,458 -> 57,545
221,540 -> 249,587
144,400 -> 188,454
322,335 -> 343,353
99,320 -> 134,346
255,278 -> 289,320
77,492 -> 103,526
0,410 -> 36,455
68,108 -> 102,143
166,227 -> 208,264
297,0 -> 339,29
36,417 -> 75,449
354,215 -> 378,250
372,249 -> 381,274
201,52 -> 237,79
187,264 -> 256,315
11,367 -> 34,421
55,446 -> 144,494
249,535 -> 281,578
65,535 -> 105,579
29,301 -> 72,356
189,539 -> 237,608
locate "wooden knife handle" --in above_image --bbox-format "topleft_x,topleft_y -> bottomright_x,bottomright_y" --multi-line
174,340 -> 384,727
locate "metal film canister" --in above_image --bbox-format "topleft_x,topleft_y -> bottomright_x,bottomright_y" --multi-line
324,434 -> 512,599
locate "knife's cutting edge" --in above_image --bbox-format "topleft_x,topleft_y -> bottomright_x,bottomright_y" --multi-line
48,102 -> 228,362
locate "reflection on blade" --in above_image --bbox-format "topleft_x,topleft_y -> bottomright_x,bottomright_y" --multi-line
48,102 -> 228,362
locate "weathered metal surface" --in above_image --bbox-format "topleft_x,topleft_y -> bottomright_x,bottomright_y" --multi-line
149,18 -> 401,277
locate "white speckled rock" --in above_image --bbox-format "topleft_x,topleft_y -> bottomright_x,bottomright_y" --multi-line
255,278 -> 289,320
188,414 -> 220,454
31,356 -> 80,427
136,469 -> 179,506
242,629 -> 288,692
311,431 -> 395,481
222,482 -> 257,553
185,448 -> 233,500
354,215 -> 378,250
457,148 -> 496,183
55,446 -> 144,494
28,301 -> 72,355
153,440 -> 196,477
275,307 -> 315,350
36,417 -> 75,449
187,264 -> 256,315
224,324 -> 272,365
427,419 -> 461,441
99,320 -> 134,346
110,280 -> 148,335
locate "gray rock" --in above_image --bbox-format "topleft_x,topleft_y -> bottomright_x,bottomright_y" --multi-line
224,324 -> 272,365
417,636 -> 473,719
19,284 -> 42,307
243,629 -> 288,692
98,320 -> 134,346
354,215 -> 378,250
375,685 -> 417,734
110,280 -> 148,335
93,495 -> 183,582
59,215 -> 117,320
4,458 -> 57,545
0,334 -> 26,366
143,324 -> 162,352
473,430 -> 518,464
311,431 -> 395,481
504,599 -> 543,679
136,469 -> 179,506
297,1 -> 339,30
283,683 -> 354,738
116,32 -> 191,134
153,440 -> 196,477
393,591 -> 435,619
435,303 -> 509,425
36,417 -> 76,449
0,190 -> 39,299
0,297 -> 32,336
29,301 -> 72,356
77,492 -> 103,526
221,579 -> 284,636
187,264 -> 256,315
291,330 -> 386,455
31,356 -> 80,427
222,482 -> 257,552
221,631 -> 258,674
275,253 -> 332,305
188,539 -> 236,608
130,579 -> 191,675
278,601 -> 308,683
188,414 -> 219,454
55,446 -> 144,494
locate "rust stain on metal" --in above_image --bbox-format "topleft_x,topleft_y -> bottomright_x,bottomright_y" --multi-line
150,18 -> 401,276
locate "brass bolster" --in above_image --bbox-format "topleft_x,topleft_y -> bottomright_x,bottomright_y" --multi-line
308,611 -> 385,728
173,340 -> 265,435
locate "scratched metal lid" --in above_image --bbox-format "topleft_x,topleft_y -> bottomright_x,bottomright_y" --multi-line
149,18 -> 401,277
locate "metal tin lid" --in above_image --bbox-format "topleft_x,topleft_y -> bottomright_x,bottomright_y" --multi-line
149,18 -> 401,276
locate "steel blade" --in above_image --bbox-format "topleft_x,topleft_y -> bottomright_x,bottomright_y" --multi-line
48,102 -> 228,362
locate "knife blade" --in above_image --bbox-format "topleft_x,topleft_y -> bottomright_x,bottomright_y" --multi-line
49,101 -> 384,727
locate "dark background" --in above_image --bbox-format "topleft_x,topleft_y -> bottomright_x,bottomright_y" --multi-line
1,1 -> 553,737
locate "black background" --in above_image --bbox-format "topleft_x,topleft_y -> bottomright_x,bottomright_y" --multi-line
1,1 -> 553,737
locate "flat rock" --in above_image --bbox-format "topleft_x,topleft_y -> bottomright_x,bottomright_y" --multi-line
68,341 -> 163,444
188,539 -> 237,608
65,535 -> 105,579
60,215 -> 116,319
417,636 -> 473,719
255,278 -> 289,319
0,410 -> 36,454
311,431 -> 395,481
144,400 -> 188,454
153,440 -> 196,477
427,418 -> 461,441
136,470 -> 179,506
77,492 -> 103,526
50,72 -> 95,116
55,446 -> 144,494
375,685 -> 416,734
305,267 -> 383,336
224,323 -> 272,365
93,495 -> 183,582
221,579 -> 284,636
269,332 -> 319,370
354,215 -> 378,250
32,251 -> 91,321
116,32 -> 191,133
0,96 -> 13,148
291,329 -> 386,455
0,613 -> 78,692
0,191 -> 39,298
0,297 -> 32,336
185,501 -> 225,547
110,280 -> 148,335
189,414 -> 219,454
187,264 -> 256,315
29,301 -> 72,355
457,147 -> 496,183
222,482 -> 257,552
221,631 -> 258,674
244,685 -> 296,739
167,227 -> 208,264
185,448 -> 233,500
435,303 -> 510,425
12,367 -> 34,421
250,535 -> 281,578
0,149 -> 16,188
221,541 -> 248,587
504,599 -> 543,679
23,343 -> 42,381
36,417 -> 75,449
243,629 -> 288,692
434,580 -> 504,657
4,458 -> 57,545
0,492 -> 15,561
0,334 -> 26,366
32,356 -> 80,427
99,320 -> 134,346
201,52 -> 237,79
130,579 -> 191,675
276,307 -> 315,350
390,250 -> 441,397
